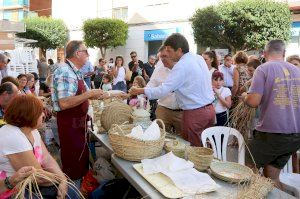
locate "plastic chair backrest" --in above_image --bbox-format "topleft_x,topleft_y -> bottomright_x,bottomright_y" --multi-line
282,156 -> 293,173
201,126 -> 245,165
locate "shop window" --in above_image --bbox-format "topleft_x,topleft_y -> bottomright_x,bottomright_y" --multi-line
148,40 -> 163,58
112,7 -> 128,21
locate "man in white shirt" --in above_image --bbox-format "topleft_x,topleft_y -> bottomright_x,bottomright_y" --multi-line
129,33 -> 215,146
147,46 -> 182,135
219,54 -> 234,90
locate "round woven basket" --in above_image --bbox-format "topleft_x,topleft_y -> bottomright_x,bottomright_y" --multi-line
100,100 -> 133,131
187,146 -> 214,171
210,161 -> 253,183
108,119 -> 166,161
165,140 -> 187,158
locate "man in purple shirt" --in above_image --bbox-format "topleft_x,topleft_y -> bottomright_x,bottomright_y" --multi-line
243,40 -> 300,188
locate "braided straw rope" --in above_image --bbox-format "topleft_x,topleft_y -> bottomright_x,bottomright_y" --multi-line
100,100 -> 133,131
108,119 -> 166,161
186,146 -> 214,171
234,174 -> 274,199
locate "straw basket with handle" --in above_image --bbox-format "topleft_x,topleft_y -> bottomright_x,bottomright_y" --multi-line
108,119 -> 166,161
186,146 -> 214,171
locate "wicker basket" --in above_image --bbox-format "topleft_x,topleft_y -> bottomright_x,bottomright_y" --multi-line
210,161 -> 253,183
108,119 -> 166,161
165,140 -> 187,158
100,100 -> 133,131
186,146 -> 214,171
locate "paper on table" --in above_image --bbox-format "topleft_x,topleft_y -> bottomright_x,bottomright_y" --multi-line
142,152 -> 194,175
141,152 -> 219,195
127,120 -> 161,141
162,168 -> 219,195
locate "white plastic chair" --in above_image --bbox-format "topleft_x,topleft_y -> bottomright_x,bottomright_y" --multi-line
201,126 -> 245,165
280,156 -> 300,198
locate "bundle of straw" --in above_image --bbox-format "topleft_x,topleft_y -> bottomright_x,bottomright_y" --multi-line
228,102 -> 256,140
13,169 -> 84,199
234,174 -> 274,199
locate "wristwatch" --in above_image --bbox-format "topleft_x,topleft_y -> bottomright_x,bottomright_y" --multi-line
4,177 -> 14,189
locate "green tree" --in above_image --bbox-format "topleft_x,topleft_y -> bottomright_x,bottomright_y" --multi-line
191,0 -> 292,53
17,16 -> 68,57
83,18 -> 128,58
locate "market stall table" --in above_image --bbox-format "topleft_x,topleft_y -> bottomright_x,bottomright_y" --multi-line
111,154 -> 296,199
90,126 -> 296,199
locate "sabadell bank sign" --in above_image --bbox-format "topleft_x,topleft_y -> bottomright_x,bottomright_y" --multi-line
144,28 -> 181,41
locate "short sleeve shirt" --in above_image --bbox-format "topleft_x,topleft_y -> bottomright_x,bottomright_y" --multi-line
213,87 -> 231,113
51,60 -> 89,111
0,125 -> 43,177
249,60 -> 300,134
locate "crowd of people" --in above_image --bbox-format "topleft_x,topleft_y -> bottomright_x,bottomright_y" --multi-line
0,33 -> 299,197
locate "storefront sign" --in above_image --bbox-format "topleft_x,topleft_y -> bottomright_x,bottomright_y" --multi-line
144,28 -> 178,41
292,22 -> 300,37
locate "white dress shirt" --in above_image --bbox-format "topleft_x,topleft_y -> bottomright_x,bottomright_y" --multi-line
219,64 -> 235,87
146,60 -> 180,110
145,52 -> 214,110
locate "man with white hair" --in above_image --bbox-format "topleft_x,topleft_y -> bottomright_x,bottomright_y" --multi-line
52,40 -> 106,183
243,39 -> 300,188
0,54 -> 9,82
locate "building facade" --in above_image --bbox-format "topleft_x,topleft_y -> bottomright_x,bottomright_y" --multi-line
0,0 -> 52,50
52,0 -> 219,64
51,0 -> 300,64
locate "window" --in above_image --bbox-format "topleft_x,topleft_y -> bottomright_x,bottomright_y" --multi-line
112,7 -> 128,21
3,0 -> 28,6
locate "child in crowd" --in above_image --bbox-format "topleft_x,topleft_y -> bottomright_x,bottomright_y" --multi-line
129,76 -> 148,109
101,74 -> 112,92
212,71 -> 232,126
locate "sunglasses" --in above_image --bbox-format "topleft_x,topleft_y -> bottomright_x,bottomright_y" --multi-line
131,55 -> 137,59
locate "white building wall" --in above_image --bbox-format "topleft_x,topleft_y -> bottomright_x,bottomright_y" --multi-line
51,0 -> 209,65
51,0 -> 298,65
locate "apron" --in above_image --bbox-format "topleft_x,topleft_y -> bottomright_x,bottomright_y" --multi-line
57,61 -> 89,180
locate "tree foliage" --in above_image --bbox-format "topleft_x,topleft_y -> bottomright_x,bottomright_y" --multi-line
17,16 -> 68,57
83,18 -> 128,58
191,0 -> 292,52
